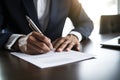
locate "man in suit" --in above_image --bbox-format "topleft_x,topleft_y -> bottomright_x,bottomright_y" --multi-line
0,0 -> 93,54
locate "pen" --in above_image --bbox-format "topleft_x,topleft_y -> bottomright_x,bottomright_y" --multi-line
26,16 -> 42,34
26,15 -> 53,49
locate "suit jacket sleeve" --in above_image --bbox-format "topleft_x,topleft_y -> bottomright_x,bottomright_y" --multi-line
69,0 -> 93,39
0,1 -> 12,49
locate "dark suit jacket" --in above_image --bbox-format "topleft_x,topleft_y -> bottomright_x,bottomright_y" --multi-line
0,0 -> 93,48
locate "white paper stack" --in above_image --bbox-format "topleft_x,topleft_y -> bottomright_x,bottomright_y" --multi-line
11,50 -> 94,68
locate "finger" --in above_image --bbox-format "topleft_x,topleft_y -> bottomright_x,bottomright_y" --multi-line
74,43 -> 81,51
52,38 -> 60,46
37,42 -> 51,52
31,32 -> 53,49
76,43 -> 81,51
56,40 -> 70,52
65,42 -> 75,51
26,43 -> 44,55
27,36 -> 51,52
53,38 -> 66,49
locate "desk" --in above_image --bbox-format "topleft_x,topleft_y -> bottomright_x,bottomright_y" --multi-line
0,33 -> 120,80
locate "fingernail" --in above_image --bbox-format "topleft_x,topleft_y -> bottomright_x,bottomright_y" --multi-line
77,47 -> 80,51
58,48 -> 62,52
66,48 -> 70,51
50,46 -> 53,50
50,44 -> 53,50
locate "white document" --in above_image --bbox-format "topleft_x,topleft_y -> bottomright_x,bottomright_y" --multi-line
11,50 -> 94,68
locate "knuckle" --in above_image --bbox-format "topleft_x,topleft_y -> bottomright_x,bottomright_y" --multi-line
58,40 -> 63,43
63,37 -> 68,40
44,37 -> 51,42
40,43 -> 46,47
58,39 -> 65,43
47,38 -> 51,42
42,36 -> 47,41
32,31 -> 37,34
66,40 -> 71,43
30,31 -> 35,36
77,43 -> 80,45
31,31 -> 40,36
27,36 -> 32,42
64,41 -> 69,44
71,42 -> 75,45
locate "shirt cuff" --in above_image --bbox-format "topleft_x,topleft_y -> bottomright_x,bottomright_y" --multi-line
69,31 -> 82,42
5,34 -> 25,50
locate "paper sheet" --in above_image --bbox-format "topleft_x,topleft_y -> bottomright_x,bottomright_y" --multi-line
11,50 -> 94,68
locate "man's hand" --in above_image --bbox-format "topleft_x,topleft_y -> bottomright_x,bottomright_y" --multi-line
52,34 -> 81,52
14,31 -> 53,54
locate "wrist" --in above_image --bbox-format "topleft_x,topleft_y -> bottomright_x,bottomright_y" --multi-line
67,34 -> 79,41
11,36 -> 23,51
5,34 -> 25,51
69,31 -> 82,42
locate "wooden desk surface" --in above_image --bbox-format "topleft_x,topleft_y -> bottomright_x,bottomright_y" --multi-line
0,33 -> 120,80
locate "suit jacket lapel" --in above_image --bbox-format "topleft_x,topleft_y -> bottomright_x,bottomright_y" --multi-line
22,0 -> 43,32
46,0 -> 58,32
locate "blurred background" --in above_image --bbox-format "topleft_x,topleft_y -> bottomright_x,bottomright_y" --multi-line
80,0 -> 118,27
63,0 -> 119,36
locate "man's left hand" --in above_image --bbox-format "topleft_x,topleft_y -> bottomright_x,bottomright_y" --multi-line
52,34 -> 81,52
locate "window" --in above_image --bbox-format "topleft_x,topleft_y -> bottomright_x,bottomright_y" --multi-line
80,0 -> 118,27
63,0 -> 118,36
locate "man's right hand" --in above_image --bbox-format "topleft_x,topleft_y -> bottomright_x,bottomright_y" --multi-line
14,31 -> 53,55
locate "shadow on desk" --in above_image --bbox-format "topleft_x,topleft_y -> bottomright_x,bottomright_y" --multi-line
81,38 -> 93,52
101,45 -> 120,50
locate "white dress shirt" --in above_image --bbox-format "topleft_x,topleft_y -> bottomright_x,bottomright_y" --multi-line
5,0 -> 82,50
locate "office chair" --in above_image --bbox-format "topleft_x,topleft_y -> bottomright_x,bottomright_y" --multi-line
100,15 -> 120,34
